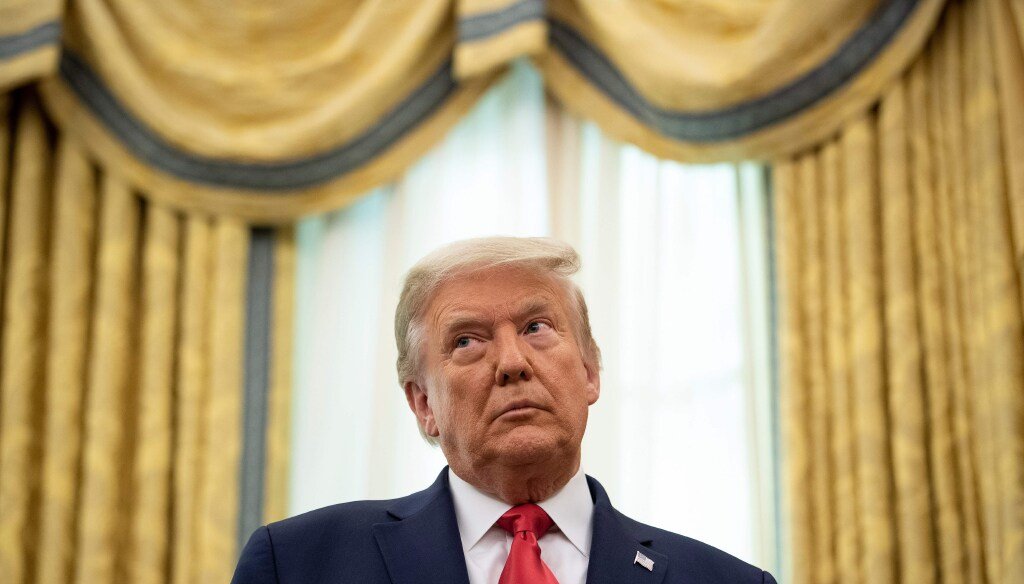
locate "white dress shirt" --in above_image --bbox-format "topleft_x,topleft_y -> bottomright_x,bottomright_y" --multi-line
448,467 -> 594,584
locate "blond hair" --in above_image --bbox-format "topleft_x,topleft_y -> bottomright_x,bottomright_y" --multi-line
395,236 -> 601,387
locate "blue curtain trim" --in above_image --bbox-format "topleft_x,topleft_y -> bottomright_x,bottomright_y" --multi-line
548,0 -> 918,142
459,0 -> 546,43
58,49 -> 459,191
52,0 -> 917,191
239,227 -> 274,545
0,20 -> 61,60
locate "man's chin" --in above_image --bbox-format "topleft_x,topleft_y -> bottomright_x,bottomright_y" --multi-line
490,427 -> 569,466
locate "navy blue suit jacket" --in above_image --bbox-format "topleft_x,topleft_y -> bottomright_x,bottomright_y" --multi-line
232,468 -> 777,584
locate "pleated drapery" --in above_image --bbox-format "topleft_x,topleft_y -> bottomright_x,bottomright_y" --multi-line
0,91 -> 295,584
775,0 -> 1024,581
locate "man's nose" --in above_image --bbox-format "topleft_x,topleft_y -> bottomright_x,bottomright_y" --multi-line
494,330 -> 533,386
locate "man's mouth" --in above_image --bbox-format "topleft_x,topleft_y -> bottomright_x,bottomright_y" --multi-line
495,399 -> 544,420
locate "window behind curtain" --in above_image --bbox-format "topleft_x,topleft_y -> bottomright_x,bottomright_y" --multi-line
289,61 -> 780,575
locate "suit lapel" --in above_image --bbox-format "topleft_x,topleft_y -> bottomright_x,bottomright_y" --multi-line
585,477 -> 669,584
373,469 -> 471,584
373,469 -> 671,584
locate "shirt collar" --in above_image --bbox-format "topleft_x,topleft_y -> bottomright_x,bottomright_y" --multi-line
447,466 -> 594,557
535,466 -> 594,557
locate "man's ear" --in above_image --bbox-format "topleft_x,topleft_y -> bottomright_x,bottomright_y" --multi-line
404,380 -> 439,437
584,360 -> 601,406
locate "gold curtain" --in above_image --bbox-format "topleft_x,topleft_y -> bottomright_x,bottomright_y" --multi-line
775,0 -> 1024,581
540,0 -> 948,162
0,90 -> 295,584
1,0 -> 950,222
34,0 -> 500,223
0,0 -> 62,91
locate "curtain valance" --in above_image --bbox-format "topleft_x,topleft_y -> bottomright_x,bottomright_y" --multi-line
0,0 -> 62,91
0,0 -> 946,223
540,0 -> 946,162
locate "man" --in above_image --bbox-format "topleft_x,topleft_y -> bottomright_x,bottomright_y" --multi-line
232,237 -> 777,584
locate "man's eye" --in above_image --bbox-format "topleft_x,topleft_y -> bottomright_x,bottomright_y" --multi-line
525,321 -> 547,334
455,337 -> 472,348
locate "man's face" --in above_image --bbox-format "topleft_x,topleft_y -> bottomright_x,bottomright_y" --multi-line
405,265 -> 600,472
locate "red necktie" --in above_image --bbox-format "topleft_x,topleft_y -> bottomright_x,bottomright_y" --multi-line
496,503 -> 560,584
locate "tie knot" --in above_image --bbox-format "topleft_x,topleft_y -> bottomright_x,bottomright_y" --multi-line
496,503 -> 554,538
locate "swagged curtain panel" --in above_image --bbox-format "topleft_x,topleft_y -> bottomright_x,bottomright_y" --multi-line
2,0 -> 946,222
0,0 -> 1022,583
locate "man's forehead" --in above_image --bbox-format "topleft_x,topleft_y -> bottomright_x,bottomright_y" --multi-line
426,269 -> 568,324
436,294 -> 557,321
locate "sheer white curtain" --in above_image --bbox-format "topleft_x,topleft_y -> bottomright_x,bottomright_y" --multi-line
290,61 -> 779,573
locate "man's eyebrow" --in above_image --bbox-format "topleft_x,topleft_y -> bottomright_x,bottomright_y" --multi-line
438,313 -> 490,338
437,297 -> 557,337
512,297 -> 556,321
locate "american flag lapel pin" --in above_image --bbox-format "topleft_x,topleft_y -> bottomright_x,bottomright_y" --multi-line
634,550 -> 654,572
